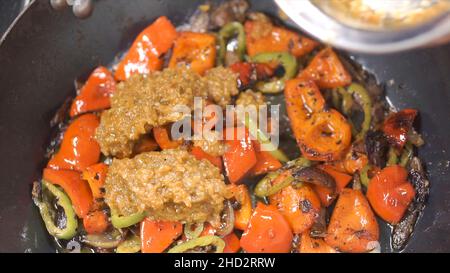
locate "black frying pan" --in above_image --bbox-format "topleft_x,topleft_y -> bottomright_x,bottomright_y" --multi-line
0,0 -> 449,253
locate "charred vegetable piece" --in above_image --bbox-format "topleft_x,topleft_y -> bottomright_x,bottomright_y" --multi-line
218,22 -> 246,66
141,219 -> 183,253
254,157 -> 311,197
244,19 -> 318,57
230,62 -> 274,90
47,114 -> 100,172
365,130 -> 389,168
325,189 -> 379,253
298,47 -> 352,89
35,180 -> 78,240
300,110 -> 352,161
115,16 -> 177,81
345,83 -> 372,140
228,184 -> 252,230
116,234 -> 141,253
168,235 -> 226,253
240,203 -> 293,253
391,157 -> 430,251
70,66 -> 116,117
251,52 -> 298,93
270,184 -> 321,234
82,163 -> 108,199
298,232 -> 337,253
366,165 -> 416,224
312,165 -> 352,206
43,168 -> 93,218
382,109 -> 418,149
83,210 -> 109,234
223,127 -> 257,184
169,32 -> 217,75
284,79 -> 351,161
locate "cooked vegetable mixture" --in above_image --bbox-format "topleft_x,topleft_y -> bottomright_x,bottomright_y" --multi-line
33,0 -> 429,253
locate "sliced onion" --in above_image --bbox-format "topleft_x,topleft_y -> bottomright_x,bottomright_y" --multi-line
292,166 -> 336,191
215,201 -> 235,237
82,229 -> 123,249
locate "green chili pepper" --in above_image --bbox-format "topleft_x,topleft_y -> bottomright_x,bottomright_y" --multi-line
346,83 -> 372,140
337,87 -> 354,116
116,234 -> 141,253
184,223 -> 204,240
35,180 -> 78,240
110,209 -> 146,229
360,164 -> 371,187
218,22 -> 246,66
243,115 -> 289,162
400,142 -> 413,167
254,157 -> 311,198
167,235 -> 225,253
387,147 -> 399,166
251,52 -> 298,94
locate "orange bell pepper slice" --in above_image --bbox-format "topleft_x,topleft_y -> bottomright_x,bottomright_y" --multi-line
115,16 -> 177,81
140,219 -> 183,253
298,47 -> 352,89
240,203 -> 293,253
250,141 -> 282,176
298,231 -> 337,253
223,232 -> 241,253
47,114 -> 100,171
228,184 -> 252,231
325,189 -> 379,253
81,163 -> 108,199
169,32 -> 216,75
382,109 -> 418,149
244,20 -> 318,57
270,184 -> 321,234
83,210 -> 109,234
153,126 -> 183,150
191,146 -> 223,171
133,134 -> 159,154
366,165 -> 416,224
312,164 -> 353,207
300,109 -> 352,161
222,127 -> 257,184
70,66 -> 116,117
43,168 -> 93,218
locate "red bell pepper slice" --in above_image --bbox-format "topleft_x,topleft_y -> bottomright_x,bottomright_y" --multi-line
191,146 -> 223,171
70,66 -> 116,117
47,114 -> 100,172
43,168 -> 93,218
250,141 -> 282,176
222,127 -> 257,184
140,219 -> 182,253
81,163 -> 108,199
382,109 -> 418,149
115,16 -> 177,81
366,165 -> 416,224
240,203 -> 293,253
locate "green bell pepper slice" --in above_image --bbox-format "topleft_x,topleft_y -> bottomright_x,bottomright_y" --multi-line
36,180 -> 78,240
